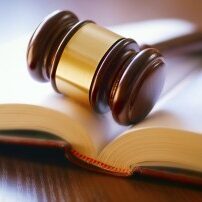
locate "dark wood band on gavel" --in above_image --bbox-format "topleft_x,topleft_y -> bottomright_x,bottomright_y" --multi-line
27,10 -> 165,125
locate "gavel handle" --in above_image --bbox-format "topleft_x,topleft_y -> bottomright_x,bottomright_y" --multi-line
143,31 -> 202,56
156,31 -> 202,55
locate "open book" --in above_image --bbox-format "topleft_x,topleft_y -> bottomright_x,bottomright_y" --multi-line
0,19 -> 202,185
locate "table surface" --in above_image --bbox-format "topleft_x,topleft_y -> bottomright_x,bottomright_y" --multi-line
0,143 -> 201,202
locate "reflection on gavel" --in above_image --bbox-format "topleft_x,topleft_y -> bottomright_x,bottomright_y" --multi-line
27,10 -> 173,125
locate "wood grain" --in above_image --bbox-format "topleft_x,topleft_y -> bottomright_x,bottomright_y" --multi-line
0,144 -> 201,202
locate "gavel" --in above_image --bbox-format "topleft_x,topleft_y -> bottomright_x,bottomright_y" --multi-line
27,10 -> 166,125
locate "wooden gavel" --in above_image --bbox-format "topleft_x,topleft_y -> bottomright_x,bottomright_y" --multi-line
27,10 -> 170,125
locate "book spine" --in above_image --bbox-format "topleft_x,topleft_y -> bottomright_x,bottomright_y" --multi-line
67,149 -> 202,186
0,135 -> 201,186
0,135 -> 131,176
66,149 -> 131,176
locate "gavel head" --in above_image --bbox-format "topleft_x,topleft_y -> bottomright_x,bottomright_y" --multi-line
27,10 -> 165,125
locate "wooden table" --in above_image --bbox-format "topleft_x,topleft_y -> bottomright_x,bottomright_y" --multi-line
0,143 -> 201,202
1,1 -> 202,201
